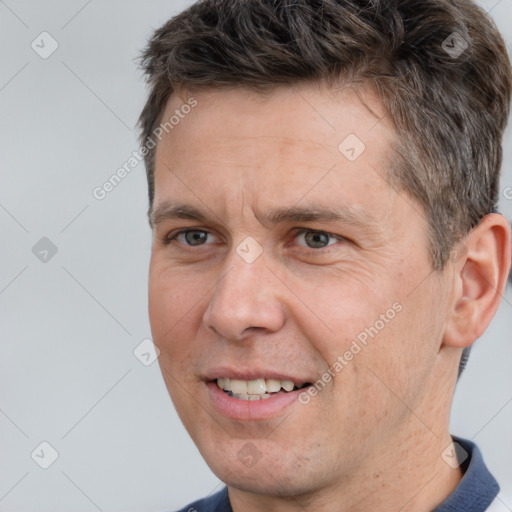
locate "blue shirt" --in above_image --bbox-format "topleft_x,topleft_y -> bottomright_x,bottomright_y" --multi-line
174,437 -> 499,512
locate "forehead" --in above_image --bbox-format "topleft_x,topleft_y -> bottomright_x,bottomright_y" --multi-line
151,83 -> 403,226
154,83 -> 394,179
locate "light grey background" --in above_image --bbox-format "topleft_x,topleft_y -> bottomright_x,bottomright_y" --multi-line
0,1 -> 511,511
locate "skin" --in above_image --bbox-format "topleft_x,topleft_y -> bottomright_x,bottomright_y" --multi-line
147,83 -> 511,512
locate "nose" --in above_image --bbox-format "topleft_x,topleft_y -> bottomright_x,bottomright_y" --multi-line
202,249 -> 286,341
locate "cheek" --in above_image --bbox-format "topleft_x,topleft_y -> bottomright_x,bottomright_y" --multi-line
149,266 -> 207,419
148,262 -> 205,354
292,276 -> 395,363
291,274 -> 427,415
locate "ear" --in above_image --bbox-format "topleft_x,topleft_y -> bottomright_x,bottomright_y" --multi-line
443,213 -> 511,348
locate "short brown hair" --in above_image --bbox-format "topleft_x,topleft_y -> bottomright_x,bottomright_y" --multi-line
138,0 -> 511,270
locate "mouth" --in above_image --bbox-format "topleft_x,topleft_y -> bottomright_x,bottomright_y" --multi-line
215,377 -> 312,401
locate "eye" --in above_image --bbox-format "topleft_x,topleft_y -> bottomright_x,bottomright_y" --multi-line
166,229 -> 219,246
294,229 -> 340,249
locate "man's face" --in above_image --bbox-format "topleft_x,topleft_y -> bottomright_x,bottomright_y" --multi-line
148,84 -> 452,496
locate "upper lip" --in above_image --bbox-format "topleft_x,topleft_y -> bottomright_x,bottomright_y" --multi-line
203,367 -> 313,386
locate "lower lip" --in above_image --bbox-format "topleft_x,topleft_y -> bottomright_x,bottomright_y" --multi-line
206,381 -> 307,421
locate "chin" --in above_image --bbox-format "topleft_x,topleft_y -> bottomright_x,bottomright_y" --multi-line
201,444 -> 324,499
222,471 -> 308,498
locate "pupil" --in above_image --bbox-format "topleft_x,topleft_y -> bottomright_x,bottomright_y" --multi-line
305,231 -> 328,248
186,231 -> 207,246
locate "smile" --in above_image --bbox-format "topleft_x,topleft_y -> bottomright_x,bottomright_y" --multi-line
216,377 -> 310,401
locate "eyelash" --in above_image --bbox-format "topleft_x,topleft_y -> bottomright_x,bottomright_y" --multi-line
162,228 -> 343,250
291,228 -> 341,249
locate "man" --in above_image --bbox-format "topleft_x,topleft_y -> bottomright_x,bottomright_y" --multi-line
137,0 -> 511,510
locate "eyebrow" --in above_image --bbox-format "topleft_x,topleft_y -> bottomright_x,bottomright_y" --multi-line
150,202 -> 209,227
150,201 -> 377,232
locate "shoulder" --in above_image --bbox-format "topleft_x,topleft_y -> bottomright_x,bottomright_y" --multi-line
172,487 -> 231,512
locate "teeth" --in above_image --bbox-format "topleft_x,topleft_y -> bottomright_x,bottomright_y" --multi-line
247,378 -> 266,394
265,378 -> 282,393
216,377 -> 301,397
236,393 -> 262,401
218,378 -> 229,390
281,380 -> 294,392
228,392 -> 273,400
229,379 -> 248,394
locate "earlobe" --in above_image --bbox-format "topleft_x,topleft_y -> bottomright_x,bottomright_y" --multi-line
443,213 -> 511,348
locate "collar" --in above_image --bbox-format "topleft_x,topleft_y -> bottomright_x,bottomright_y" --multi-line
433,436 -> 499,511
